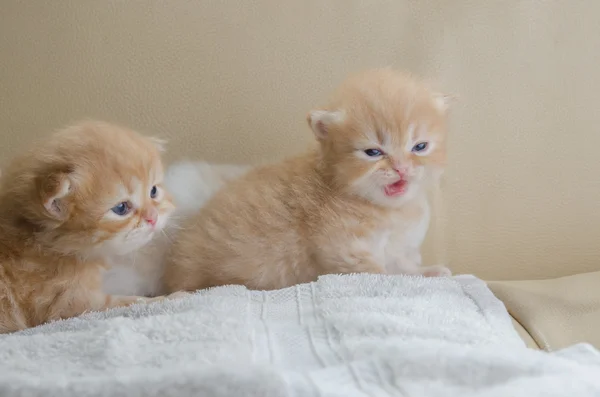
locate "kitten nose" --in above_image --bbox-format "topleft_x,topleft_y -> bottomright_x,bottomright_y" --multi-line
391,160 -> 409,177
393,166 -> 408,177
143,207 -> 158,227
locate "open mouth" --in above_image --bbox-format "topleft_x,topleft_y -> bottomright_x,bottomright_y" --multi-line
384,179 -> 408,197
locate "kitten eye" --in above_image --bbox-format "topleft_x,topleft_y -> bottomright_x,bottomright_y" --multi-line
364,148 -> 384,157
111,201 -> 131,216
412,142 -> 429,152
150,185 -> 158,199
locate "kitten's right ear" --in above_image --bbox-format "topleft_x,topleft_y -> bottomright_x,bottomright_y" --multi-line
39,173 -> 72,219
432,93 -> 457,113
307,110 -> 344,140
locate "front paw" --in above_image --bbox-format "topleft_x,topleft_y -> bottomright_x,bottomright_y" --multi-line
166,291 -> 191,300
419,265 -> 452,277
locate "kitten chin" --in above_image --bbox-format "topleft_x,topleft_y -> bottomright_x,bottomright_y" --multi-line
102,227 -> 173,297
163,68 -> 452,294
102,160 -> 251,297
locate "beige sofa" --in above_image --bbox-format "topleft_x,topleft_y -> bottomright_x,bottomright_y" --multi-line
1,1 -> 599,351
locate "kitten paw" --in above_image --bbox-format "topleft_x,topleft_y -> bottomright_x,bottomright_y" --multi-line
166,291 -> 191,300
419,265 -> 452,278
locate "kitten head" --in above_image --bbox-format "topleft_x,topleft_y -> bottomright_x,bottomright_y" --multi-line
307,68 -> 451,207
0,121 -> 174,257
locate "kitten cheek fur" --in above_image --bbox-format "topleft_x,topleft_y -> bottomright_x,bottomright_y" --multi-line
27,170 -> 135,257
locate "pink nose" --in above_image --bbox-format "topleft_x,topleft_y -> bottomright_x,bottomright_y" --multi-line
143,208 -> 158,227
393,167 -> 407,177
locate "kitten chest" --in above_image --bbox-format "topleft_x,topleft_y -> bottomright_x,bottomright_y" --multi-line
379,199 -> 431,269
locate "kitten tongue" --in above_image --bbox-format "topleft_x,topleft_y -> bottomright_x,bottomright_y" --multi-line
384,180 -> 408,196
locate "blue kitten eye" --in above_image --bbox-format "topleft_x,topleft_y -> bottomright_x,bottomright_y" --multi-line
111,202 -> 131,216
412,142 -> 429,152
150,185 -> 158,199
364,148 -> 384,157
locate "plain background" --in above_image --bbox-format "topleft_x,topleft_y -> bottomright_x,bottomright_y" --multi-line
1,1 -> 599,280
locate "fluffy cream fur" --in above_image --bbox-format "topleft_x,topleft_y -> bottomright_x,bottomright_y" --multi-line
0,121 -> 185,333
164,68 -> 452,293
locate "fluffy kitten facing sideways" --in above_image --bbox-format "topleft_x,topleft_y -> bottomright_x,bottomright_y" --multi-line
165,68 -> 452,293
0,121 -> 183,333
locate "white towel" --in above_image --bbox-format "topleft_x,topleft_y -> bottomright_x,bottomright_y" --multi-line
1,274 -> 599,396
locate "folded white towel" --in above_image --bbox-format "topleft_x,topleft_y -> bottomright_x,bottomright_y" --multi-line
1,274 -> 599,396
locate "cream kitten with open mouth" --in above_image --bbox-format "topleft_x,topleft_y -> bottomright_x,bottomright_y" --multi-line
163,68 -> 453,294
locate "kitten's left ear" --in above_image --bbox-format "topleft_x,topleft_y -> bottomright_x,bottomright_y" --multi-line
39,172 -> 72,220
148,137 -> 167,152
307,110 -> 345,140
433,93 -> 457,113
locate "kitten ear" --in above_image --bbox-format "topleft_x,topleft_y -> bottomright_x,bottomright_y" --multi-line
148,137 -> 167,152
39,173 -> 72,219
307,110 -> 344,140
432,93 -> 456,113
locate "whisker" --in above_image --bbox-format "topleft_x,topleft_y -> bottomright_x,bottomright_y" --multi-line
161,229 -> 173,244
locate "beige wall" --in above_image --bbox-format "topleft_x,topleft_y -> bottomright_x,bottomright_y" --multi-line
1,1 -> 599,280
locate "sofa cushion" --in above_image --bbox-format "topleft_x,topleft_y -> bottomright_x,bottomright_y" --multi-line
489,272 -> 600,350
